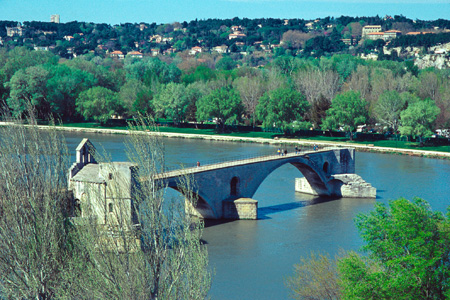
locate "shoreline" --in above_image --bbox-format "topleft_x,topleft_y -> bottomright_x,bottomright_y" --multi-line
19,124 -> 450,160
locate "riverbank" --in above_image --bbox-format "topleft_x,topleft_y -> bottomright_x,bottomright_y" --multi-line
37,124 -> 450,160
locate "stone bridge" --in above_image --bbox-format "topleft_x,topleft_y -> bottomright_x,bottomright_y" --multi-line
155,148 -> 375,220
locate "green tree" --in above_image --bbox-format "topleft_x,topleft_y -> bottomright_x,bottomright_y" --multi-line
321,91 -> 368,139
338,198 -> 450,299
256,88 -> 310,132
45,64 -> 97,121
76,86 -> 125,123
118,78 -> 149,117
196,87 -> 243,131
153,82 -> 190,124
215,56 -> 236,71
133,88 -> 154,116
374,90 -> 407,132
6,65 -> 50,118
399,99 -> 440,143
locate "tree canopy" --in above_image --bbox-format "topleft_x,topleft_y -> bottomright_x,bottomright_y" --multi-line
321,91 -> 368,137
196,87 -> 243,130
339,198 -> 450,299
399,99 -> 440,139
256,87 -> 310,132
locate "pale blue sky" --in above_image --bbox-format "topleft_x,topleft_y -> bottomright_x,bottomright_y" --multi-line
1,0 -> 448,25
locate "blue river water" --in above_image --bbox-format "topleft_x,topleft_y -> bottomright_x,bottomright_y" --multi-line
64,132 -> 450,300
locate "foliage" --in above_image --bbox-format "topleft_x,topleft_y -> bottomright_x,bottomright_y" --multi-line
374,90 -> 407,132
0,112 -> 212,299
153,82 -> 190,123
6,65 -> 50,118
0,112 -> 73,299
196,87 -> 244,130
76,86 -> 125,123
45,63 -> 97,121
399,99 -> 440,140
285,252 -> 341,300
338,198 -> 450,299
321,91 -> 368,137
256,87 -> 309,132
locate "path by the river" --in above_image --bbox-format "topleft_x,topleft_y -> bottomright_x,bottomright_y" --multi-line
3,122 -> 450,159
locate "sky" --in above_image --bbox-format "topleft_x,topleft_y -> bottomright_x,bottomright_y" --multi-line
1,0 -> 448,25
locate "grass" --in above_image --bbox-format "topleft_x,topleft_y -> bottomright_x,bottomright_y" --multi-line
60,123 -> 450,153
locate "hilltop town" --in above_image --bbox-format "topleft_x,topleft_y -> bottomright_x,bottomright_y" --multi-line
1,15 -> 450,68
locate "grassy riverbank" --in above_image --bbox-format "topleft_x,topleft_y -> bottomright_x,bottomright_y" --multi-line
59,122 -> 450,156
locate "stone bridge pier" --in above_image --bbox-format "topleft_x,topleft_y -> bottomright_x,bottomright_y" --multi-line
158,148 -> 375,220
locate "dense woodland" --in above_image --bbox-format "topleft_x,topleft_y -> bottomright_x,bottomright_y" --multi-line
1,16 -> 450,140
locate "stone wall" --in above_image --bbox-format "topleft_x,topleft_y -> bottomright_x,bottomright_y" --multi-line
223,198 -> 258,220
295,174 -> 376,198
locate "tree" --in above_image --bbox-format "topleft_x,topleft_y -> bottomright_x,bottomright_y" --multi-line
45,64 -> 97,121
72,118 -> 212,299
0,114 -> 212,299
196,87 -> 244,131
153,82 -> 190,124
285,252 -> 341,300
338,198 -> 450,299
343,65 -> 370,101
76,86 -> 125,123
374,90 -> 406,132
293,68 -> 341,128
6,65 -> 50,118
119,78 -> 149,116
215,56 -> 236,70
233,75 -> 266,126
321,91 -> 368,139
399,99 -> 440,143
281,30 -> 310,50
0,113 -> 75,299
255,88 -> 310,132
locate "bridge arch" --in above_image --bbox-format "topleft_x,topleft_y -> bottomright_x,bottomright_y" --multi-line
243,156 -> 332,199
155,148 -> 355,219
165,185 -> 217,219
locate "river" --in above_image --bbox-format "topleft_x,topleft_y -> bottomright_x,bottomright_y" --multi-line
65,132 -> 450,300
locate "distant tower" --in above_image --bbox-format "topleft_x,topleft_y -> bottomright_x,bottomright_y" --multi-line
51,14 -> 60,23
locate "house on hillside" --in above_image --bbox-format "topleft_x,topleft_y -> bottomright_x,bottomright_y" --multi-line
151,48 -> 160,56
189,46 -> 203,55
229,32 -> 246,40
366,32 -> 385,41
109,50 -> 124,59
213,45 -> 228,53
127,51 -> 143,59
362,25 -> 382,37
6,23 -> 23,37
384,30 -> 402,39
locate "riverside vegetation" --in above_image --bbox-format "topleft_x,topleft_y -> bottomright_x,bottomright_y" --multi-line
0,112 -> 211,299
2,46 -> 450,149
286,197 -> 450,300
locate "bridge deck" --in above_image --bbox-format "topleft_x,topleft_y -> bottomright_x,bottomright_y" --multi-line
155,147 -> 339,180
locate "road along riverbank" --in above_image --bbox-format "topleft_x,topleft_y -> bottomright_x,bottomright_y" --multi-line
5,123 -> 450,160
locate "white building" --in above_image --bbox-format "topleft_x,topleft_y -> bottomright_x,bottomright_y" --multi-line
51,14 -> 60,23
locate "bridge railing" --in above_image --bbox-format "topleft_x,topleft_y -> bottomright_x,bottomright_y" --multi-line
162,145 -> 343,174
